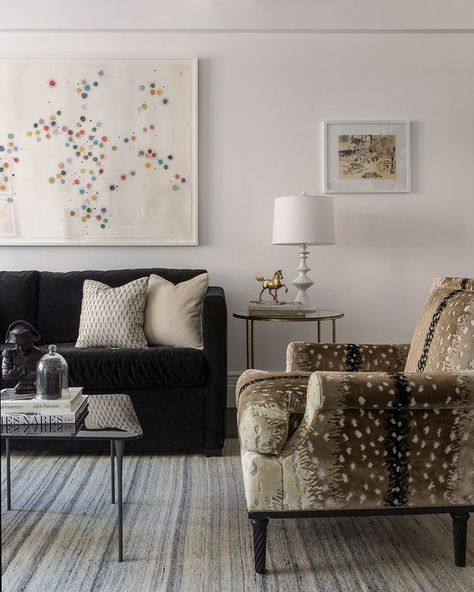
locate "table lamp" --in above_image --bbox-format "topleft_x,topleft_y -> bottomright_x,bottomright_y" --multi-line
272,192 -> 335,309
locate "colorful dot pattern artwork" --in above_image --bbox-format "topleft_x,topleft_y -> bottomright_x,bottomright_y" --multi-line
0,135 -> 21,163
0,159 -> 12,193
76,77 -> 100,100
137,81 -> 168,113
2,64 -> 191,237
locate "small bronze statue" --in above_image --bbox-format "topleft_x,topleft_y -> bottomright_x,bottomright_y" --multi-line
1,321 -> 43,394
255,270 -> 288,303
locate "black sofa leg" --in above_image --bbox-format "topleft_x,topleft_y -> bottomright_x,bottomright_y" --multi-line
205,448 -> 222,458
451,512 -> 469,567
251,518 -> 269,575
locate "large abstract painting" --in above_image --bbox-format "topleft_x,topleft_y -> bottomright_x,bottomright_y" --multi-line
0,59 -> 198,245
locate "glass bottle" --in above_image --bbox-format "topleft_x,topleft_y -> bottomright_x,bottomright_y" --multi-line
36,345 -> 69,400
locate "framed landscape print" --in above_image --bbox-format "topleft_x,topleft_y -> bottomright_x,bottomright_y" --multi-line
0,58 -> 198,245
323,121 -> 410,193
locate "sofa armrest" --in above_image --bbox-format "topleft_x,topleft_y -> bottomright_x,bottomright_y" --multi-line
286,342 -> 410,373
202,286 -> 227,451
236,370 -> 310,455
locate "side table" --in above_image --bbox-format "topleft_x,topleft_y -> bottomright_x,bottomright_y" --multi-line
233,309 -> 344,368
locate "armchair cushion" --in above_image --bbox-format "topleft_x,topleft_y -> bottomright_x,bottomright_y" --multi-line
238,369 -> 473,512
405,276 -> 474,373
280,370 -> 474,511
236,370 -> 310,455
286,342 -> 409,373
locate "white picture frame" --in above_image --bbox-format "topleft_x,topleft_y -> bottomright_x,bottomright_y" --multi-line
0,58 -> 198,246
323,121 -> 411,194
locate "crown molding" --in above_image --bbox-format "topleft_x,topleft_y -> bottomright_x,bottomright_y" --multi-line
1,28 -> 473,34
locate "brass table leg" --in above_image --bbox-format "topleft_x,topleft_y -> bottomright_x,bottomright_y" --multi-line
246,319 -> 255,369
332,319 -> 337,343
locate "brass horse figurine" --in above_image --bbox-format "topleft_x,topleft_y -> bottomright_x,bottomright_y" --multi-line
255,270 -> 288,303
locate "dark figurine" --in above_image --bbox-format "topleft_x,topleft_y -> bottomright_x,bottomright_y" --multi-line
1,321 -> 43,394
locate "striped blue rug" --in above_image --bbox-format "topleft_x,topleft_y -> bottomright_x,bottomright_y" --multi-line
2,440 -> 473,591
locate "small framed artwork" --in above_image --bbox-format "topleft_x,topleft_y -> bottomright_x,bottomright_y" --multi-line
323,121 -> 411,193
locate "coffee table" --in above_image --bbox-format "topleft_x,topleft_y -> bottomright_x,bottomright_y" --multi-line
1,394 -> 142,562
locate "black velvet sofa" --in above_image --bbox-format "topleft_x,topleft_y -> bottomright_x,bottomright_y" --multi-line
0,269 -> 227,455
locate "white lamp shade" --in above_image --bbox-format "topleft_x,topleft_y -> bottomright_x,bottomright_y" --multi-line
272,194 -> 335,245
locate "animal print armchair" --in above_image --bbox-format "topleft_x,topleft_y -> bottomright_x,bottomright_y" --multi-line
236,277 -> 474,574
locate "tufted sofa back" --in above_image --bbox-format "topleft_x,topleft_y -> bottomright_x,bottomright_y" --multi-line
0,268 -> 206,344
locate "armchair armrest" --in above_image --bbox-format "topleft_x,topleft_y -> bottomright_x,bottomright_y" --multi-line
286,342 -> 410,373
286,370 -> 474,455
309,370 -> 474,411
236,370 -> 310,455
202,286 -> 227,451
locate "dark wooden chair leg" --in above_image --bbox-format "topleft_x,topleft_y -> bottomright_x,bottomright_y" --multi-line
451,512 -> 469,567
251,518 -> 269,575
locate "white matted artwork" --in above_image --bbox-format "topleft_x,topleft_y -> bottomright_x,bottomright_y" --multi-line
0,197 -> 15,236
324,121 -> 410,193
0,58 -> 198,245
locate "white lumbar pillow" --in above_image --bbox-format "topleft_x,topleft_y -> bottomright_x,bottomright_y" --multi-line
144,273 -> 209,348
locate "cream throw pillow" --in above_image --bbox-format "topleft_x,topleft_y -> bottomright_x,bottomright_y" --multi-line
144,273 -> 209,348
75,278 -> 149,348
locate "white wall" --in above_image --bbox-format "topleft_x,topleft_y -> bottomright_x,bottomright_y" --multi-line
1,5 -> 474,403
3,0 -> 474,30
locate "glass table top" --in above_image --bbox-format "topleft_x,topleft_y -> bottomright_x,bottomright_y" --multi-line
233,309 -> 344,321
1,394 -> 143,440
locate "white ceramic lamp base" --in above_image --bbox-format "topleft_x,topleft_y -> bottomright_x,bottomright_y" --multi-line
292,243 -> 314,310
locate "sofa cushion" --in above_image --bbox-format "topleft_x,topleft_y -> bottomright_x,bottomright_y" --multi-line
36,268 -> 207,343
55,343 -> 207,389
0,271 -> 39,341
405,276 -> 474,372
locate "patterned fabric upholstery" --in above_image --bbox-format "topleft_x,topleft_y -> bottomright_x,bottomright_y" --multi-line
84,394 -> 143,435
239,370 -> 474,511
236,370 -> 309,455
237,277 -> 474,514
286,342 -> 409,372
75,278 -> 148,348
405,277 -> 474,372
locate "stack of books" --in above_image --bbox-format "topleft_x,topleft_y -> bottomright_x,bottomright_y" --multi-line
248,302 -> 306,318
1,387 -> 88,431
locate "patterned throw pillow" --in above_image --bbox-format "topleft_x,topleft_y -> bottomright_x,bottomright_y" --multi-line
405,276 -> 474,372
75,278 -> 149,348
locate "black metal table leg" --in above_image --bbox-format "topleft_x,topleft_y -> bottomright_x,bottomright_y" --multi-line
110,440 -> 115,504
114,440 -> 125,562
6,438 -> 11,511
